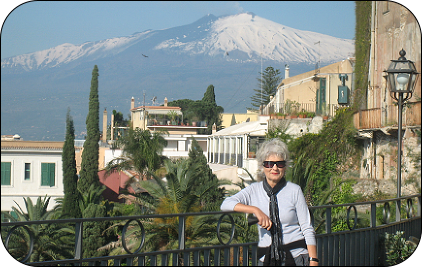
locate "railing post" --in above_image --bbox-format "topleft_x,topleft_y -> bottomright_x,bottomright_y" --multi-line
325,207 -> 332,234
177,215 -> 186,266
395,199 -> 401,222
74,221 -> 83,265
370,203 -> 377,228
178,215 -> 185,250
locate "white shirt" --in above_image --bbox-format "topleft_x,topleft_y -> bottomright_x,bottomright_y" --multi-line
220,181 -> 316,258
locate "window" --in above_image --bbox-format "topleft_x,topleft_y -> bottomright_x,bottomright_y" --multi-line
24,163 -> 31,180
1,162 -> 11,185
248,136 -> 266,158
41,163 -> 55,187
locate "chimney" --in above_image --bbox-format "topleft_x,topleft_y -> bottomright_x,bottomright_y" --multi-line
212,123 -> 217,134
285,64 -> 290,79
110,113 -> 115,141
164,97 -> 168,107
102,108 -> 107,142
131,97 -> 135,110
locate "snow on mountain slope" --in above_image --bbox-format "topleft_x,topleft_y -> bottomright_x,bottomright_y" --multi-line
153,12 -> 354,63
1,13 -> 354,71
1,30 -> 154,70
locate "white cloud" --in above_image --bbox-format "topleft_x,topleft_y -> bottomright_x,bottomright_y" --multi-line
233,1 -> 244,13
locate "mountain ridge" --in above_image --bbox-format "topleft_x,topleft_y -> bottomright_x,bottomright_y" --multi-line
1,13 -> 354,141
1,13 -> 353,71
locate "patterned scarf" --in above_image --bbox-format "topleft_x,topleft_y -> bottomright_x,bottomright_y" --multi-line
263,177 -> 287,266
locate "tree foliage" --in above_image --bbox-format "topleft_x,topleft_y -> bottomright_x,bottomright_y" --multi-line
82,202 -> 108,259
187,138 -> 228,211
167,85 -> 224,134
353,1 -> 372,110
200,85 -> 224,134
250,66 -> 282,109
1,197 -> 74,263
78,65 -> 101,194
105,128 -> 167,180
286,108 -> 361,205
62,108 -> 81,218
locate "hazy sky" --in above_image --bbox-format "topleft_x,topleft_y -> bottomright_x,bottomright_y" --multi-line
0,1 -> 361,59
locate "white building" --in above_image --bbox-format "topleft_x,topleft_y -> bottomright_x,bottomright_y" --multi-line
109,96 -> 209,159
1,141 -> 66,213
207,116 -> 269,189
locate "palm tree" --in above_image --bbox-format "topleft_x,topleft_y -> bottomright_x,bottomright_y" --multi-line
104,128 -> 167,181
100,158 -> 230,264
1,196 -> 74,263
78,183 -> 106,213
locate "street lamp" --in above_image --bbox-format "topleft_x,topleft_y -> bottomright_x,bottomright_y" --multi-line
385,49 -> 419,201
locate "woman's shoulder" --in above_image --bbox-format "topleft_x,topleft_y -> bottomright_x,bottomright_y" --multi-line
246,181 -> 263,189
285,181 -> 302,191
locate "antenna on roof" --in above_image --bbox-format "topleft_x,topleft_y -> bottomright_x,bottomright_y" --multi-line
314,41 -> 321,74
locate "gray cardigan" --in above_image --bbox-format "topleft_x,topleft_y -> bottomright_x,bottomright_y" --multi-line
220,181 -> 316,259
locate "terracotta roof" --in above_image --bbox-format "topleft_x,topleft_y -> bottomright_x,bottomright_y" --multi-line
1,140 -> 64,150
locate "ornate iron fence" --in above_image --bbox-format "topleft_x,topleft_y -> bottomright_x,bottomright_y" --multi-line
1,194 -> 420,266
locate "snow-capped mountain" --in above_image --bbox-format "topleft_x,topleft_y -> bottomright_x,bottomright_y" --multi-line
1,13 -> 354,141
156,13 -> 353,62
1,30 -> 156,71
2,13 -> 353,71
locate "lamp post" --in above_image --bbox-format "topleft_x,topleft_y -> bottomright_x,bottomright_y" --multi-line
385,49 -> 419,206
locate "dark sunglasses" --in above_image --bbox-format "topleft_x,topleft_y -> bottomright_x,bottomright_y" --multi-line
263,161 -> 287,168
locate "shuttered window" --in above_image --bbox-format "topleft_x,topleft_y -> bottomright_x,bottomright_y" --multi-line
24,163 -> 31,180
41,163 -> 55,187
1,162 -> 11,185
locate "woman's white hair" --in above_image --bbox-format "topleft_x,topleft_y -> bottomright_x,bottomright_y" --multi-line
255,138 -> 289,181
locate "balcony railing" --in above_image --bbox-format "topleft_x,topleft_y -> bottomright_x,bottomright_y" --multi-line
2,194 -> 420,266
354,101 -> 421,130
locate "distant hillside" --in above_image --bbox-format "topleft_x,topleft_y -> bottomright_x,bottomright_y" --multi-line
1,13 -> 354,141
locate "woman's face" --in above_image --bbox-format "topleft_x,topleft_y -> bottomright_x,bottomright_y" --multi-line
263,154 -> 286,187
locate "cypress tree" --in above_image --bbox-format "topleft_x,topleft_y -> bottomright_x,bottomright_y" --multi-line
188,138 -> 225,211
200,84 -> 224,134
62,108 -> 82,218
230,114 -> 236,126
78,65 -> 101,194
82,203 -> 107,258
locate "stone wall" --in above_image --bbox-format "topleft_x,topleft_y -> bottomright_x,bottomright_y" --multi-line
352,178 -> 420,197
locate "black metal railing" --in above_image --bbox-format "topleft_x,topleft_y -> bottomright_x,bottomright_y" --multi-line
1,194 -> 420,266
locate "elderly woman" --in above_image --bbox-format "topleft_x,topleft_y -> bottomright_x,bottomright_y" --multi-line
220,138 -> 318,266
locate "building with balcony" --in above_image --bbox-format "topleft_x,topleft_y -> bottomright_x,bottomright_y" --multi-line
264,59 -> 355,118
128,96 -> 208,158
353,1 -> 421,193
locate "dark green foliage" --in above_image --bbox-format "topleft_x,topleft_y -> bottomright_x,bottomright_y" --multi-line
78,65 -> 101,194
200,85 -> 224,134
167,85 -> 224,134
353,1 -> 372,110
105,128 -> 167,180
1,197 -> 74,262
287,108 -> 361,205
384,231 -> 418,265
250,66 -> 282,109
82,203 -> 107,259
112,110 -> 129,127
187,138 -> 226,211
62,108 -> 82,218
